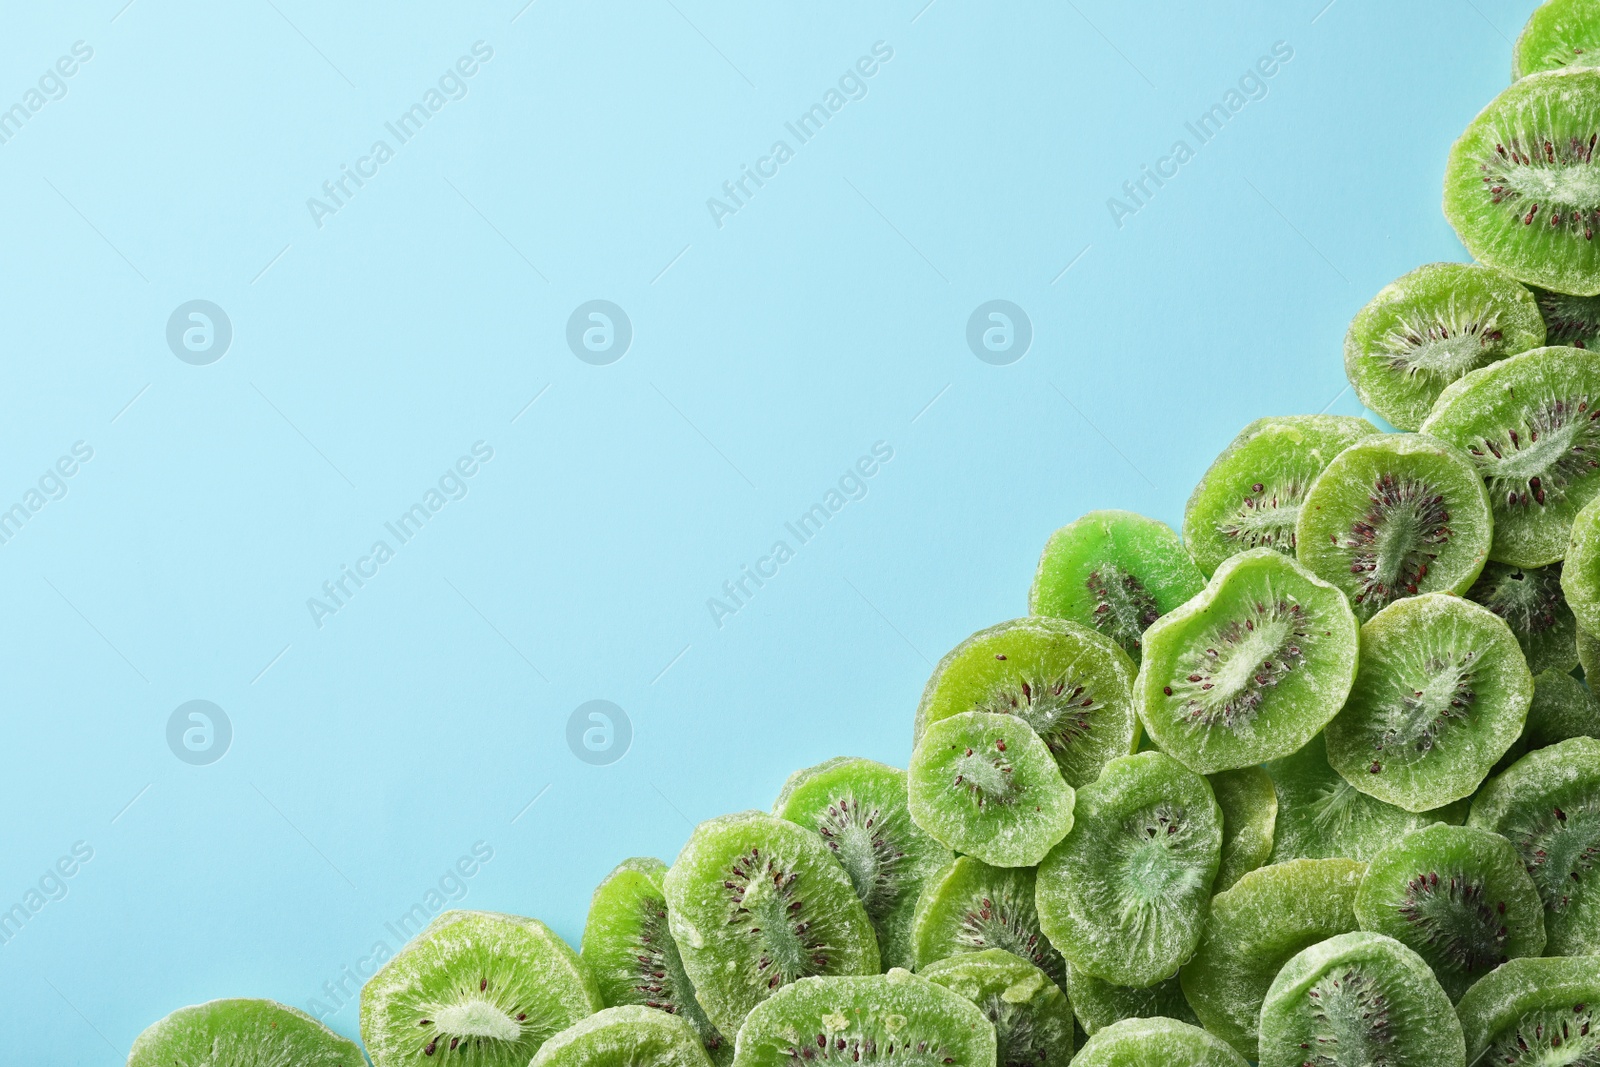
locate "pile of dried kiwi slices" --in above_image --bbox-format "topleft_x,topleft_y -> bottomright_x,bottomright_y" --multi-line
124,5 -> 1600,1067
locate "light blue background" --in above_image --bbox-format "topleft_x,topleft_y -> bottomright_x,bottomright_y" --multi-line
0,0 -> 1528,1059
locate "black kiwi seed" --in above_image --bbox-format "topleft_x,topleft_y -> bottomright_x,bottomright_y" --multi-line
1172,600 -> 1309,730
1394,871 -> 1511,975
1084,563 -> 1161,653
977,674 -> 1099,763
1340,474 -> 1451,609
1216,478 -> 1310,554
1466,395 -> 1600,509
726,847 -> 829,984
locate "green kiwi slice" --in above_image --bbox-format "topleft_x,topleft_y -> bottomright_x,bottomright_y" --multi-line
1526,667 -> 1600,746
913,617 -> 1138,788
1516,0 -> 1600,79
910,856 -> 1064,987
1423,346 -> 1600,566
1344,263 -> 1545,431
1135,548 -> 1360,775
1582,623 -> 1600,676
579,858 -> 728,1061
1183,415 -> 1380,576
662,811 -> 879,1036
1035,751 -> 1222,988
1536,285 -> 1600,348
129,999 -> 365,1067
1324,593 -> 1534,812
360,909 -> 604,1067
1468,560 -> 1580,673
729,970 -> 996,1067
1064,964 -> 1199,1036
1468,735 -> 1600,954
772,757 -> 952,972
1028,510 -> 1206,660
1179,858 -> 1365,1060
908,710 -> 1076,867
1567,493 -> 1600,633
1256,931 -> 1465,1067
1267,733 -> 1450,863
1071,1016 -> 1250,1067
530,1005 -> 714,1067
1208,765 -> 1277,891
920,949 -> 1075,1067
1353,823 -> 1547,1001
1295,433 -> 1493,619
1443,69 -> 1600,295
1454,955 -> 1600,1066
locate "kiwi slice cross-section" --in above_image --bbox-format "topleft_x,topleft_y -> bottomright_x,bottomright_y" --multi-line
729,970 -> 996,1067
1135,548 -> 1360,775
1344,263 -> 1545,431
1353,823 -> 1547,1002
1424,346 -> 1600,566
360,909 -> 604,1067
1179,858 -> 1366,1061
1468,560 -> 1580,673
1256,931 -> 1466,1067
920,949 -> 1075,1067
662,811 -> 879,1037
1525,666 -> 1600,746
908,710 -> 1075,867
1455,955 -> 1600,1066
579,857 -> 728,1061
1183,415 -> 1380,577
913,617 -> 1138,789
772,757 -> 952,973
1063,964 -> 1199,1036
1516,0 -> 1600,79
1468,735 -> 1600,955
1324,593 -> 1534,813
1443,69 -> 1600,295
1028,510 -> 1206,660
129,999 -> 365,1067
1565,493 -> 1600,632
1208,765 -> 1277,891
1071,1016 -> 1249,1067
1295,433 -> 1493,619
530,1005 -> 714,1067
1035,751 -> 1222,988
1536,285 -> 1600,348
910,856 -> 1064,988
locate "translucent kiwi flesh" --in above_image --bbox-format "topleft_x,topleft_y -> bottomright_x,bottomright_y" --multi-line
530,1006 -> 714,1067
1515,0 -> 1600,79
129,999 -> 365,1067
1208,765 -> 1277,891
910,856 -> 1064,988
1454,955 -> 1600,1067
1072,1016 -> 1249,1067
920,949 -> 1076,1067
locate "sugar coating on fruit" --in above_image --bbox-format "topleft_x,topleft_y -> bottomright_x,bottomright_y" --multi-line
1537,286 -> 1600,348
1468,560 -> 1578,673
914,617 -> 1137,789
1071,1016 -> 1250,1067
1564,493 -> 1600,633
1064,963 -> 1199,1035
530,1005 -> 714,1067
1266,733 -> 1444,864
729,971 -> 996,1067
1455,955 -> 1600,1066
910,858 -> 1063,986
1524,667 -> 1600,746
1516,0 -> 1600,78
920,950 -> 1075,1067
128,999 -> 365,1067
1207,766 -> 1278,891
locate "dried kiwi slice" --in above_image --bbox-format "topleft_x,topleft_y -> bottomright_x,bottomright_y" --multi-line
1179,858 -> 1365,1060
1324,593 -> 1534,813
1525,666 -> 1600,746
920,949 -> 1075,1067
1136,548 -> 1360,775
772,757 -> 951,973
579,858 -> 728,1061
129,999 -> 365,1067
1468,736 -> 1600,954
1352,823 -> 1547,1002
530,1005 -> 714,1067
1208,765 -> 1277,891
1344,263 -> 1544,431
1443,69 -> 1600,295
1183,415 -> 1379,576
1468,560 -> 1580,673
662,811 -> 879,1036
730,970 -> 995,1067
1566,493 -> 1600,632
1535,285 -> 1600,348
1256,931 -> 1465,1067
1267,733 -> 1449,864
1035,752 -> 1222,988
1515,0 -> 1600,78
913,617 -> 1138,788
1064,964 -> 1199,1036
1072,1016 -> 1249,1067
1028,510 -> 1206,660
1424,346 -> 1600,565
910,856 -> 1064,987
1295,433 -> 1493,619
360,910 -> 604,1067
1455,955 -> 1600,1066
908,710 -> 1075,867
